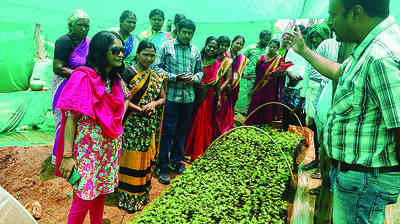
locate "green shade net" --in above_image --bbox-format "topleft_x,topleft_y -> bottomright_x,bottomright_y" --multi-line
0,0 -> 329,93
0,22 -> 35,93
0,91 -> 54,132
0,0 -> 400,136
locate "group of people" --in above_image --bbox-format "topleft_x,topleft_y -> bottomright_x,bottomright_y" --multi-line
50,0 -> 400,222
49,8 -> 288,223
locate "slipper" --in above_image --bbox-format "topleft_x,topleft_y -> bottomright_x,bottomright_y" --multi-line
182,156 -> 193,164
311,168 -> 321,179
302,160 -> 319,170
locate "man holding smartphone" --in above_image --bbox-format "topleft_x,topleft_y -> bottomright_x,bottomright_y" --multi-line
153,19 -> 203,184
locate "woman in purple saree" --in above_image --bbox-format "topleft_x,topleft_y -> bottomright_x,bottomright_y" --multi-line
51,9 -> 90,163
245,39 -> 285,126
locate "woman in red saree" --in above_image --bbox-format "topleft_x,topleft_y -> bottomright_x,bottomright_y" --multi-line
184,36 -> 232,161
215,35 -> 248,133
245,39 -> 285,126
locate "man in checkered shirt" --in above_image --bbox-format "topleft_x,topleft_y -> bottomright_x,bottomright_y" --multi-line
153,19 -> 203,185
286,0 -> 400,223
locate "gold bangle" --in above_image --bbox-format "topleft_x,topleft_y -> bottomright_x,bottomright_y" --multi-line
63,152 -> 73,157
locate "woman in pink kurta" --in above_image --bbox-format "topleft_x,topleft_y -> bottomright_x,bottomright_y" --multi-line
55,31 -> 129,224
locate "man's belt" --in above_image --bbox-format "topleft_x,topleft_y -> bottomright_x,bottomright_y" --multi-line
332,159 -> 400,173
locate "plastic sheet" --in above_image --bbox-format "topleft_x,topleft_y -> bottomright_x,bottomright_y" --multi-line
0,186 -> 38,224
0,91 -> 54,134
0,22 -> 35,93
30,58 -> 53,89
0,130 -> 54,147
291,169 -> 313,224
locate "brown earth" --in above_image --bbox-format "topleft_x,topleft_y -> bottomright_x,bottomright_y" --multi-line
0,145 -> 175,224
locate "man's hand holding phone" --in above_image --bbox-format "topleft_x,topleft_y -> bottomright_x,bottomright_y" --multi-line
176,73 -> 195,86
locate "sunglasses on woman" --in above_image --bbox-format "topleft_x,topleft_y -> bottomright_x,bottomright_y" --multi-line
110,46 -> 126,55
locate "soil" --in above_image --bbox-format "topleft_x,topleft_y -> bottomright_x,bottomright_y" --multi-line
0,145 -> 175,224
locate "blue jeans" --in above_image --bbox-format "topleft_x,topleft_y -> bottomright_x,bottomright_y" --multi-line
157,100 -> 193,169
330,165 -> 400,224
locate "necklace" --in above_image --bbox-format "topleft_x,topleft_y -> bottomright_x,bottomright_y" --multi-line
118,30 -> 130,41
202,58 -> 216,67
69,33 -> 83,46
265,53 -> 276,61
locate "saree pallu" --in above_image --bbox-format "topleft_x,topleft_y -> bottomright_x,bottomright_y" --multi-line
184,58 -> 232,160
123,34 -> 139,66
215,53 -> 248,134
118,68 -> 166,213
139,30 -> 173,51
245,54 -> 284,126
51,37 -> 89,163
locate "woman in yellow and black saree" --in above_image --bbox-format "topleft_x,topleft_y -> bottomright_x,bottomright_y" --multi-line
118,40 -> 166,213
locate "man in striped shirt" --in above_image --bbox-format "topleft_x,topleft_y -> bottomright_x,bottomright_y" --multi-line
286,0 -> 400,223
153,19 -> 203,184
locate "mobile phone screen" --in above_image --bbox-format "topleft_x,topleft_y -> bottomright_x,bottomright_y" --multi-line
69,167 -> 81,185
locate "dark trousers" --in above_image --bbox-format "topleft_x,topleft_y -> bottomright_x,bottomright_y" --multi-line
157,100 -> 193,169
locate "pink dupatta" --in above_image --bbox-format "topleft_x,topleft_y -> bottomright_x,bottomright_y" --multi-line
54,66 -> 125,177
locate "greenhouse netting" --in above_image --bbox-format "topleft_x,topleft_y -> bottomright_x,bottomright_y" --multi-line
1,0 -> 400,133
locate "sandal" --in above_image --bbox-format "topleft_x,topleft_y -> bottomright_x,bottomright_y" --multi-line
311,168 -> 321,179
183,156 -> 193,164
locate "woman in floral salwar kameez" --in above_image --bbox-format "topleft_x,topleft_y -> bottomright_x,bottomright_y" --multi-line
55,31 -> 129,224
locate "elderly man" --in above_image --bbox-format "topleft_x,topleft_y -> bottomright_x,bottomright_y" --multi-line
286,0 -> 400,223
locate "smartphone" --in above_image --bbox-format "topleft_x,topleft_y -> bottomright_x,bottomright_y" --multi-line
68,167 -> 81,185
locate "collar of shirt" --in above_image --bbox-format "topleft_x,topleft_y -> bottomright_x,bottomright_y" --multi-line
173,38 -> 191,48
352,16 -> 396,60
